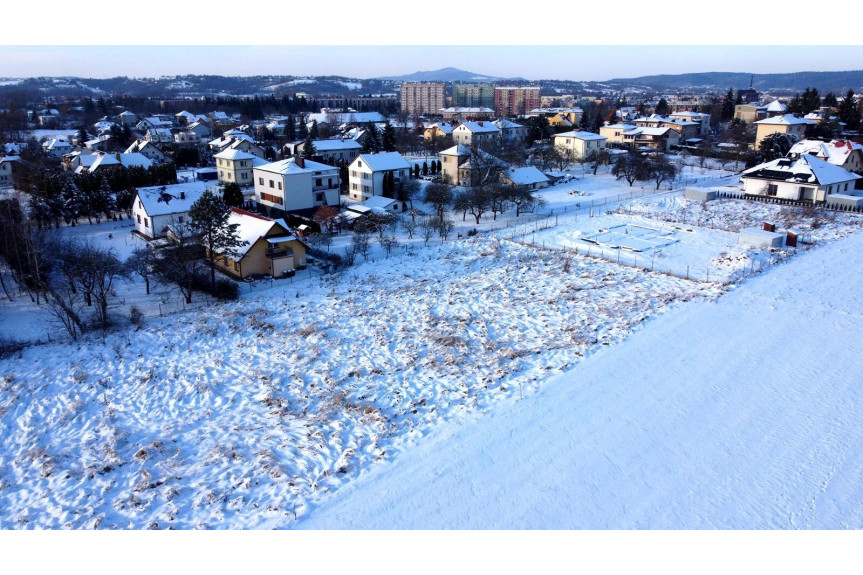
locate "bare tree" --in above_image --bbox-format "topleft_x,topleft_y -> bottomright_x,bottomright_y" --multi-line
435,216 -> 454,241
125,245 -> 156,295
153,218 -> 203,304
351,231 -> 372,262
378,234 -> 399,257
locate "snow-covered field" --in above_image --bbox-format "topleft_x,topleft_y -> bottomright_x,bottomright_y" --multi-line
0,235 -> 718,528
3,163 -> 863,530
297,228 -> 863,529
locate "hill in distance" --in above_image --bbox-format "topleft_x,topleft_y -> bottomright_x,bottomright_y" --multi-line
378,67 -> 527,83
607,70 -> 863,93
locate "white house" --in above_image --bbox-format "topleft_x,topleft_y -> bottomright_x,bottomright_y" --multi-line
552,130 -> 608,159
788,140 -> 863,175
253,156 -> 340,218
452,121 -> 500,148
131,183 -> 209,239
125,140 -> 167,163
284,138 -> 363,165
136,117 -> 173,133
754,114 -> 816,149
145,128 -> 173,144
73,151 -> 153,174
740,154 -> 862,203
499,166 -> 549,190
493,119 -> 529,145
347,152 -> 412,202
43,138 -> 74,158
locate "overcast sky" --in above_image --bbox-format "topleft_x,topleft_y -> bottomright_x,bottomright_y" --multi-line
2,45 -> 863,82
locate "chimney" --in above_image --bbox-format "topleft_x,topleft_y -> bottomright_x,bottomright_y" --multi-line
180,191 -> 186,200
478,121 -> 483,126
294,152 -> 305,169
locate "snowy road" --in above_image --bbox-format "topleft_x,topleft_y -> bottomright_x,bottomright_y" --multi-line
296,230 -> 863,529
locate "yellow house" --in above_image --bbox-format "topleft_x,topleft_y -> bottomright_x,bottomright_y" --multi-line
754,114 -> 815,149
215,208 -> 308,279
546,114 -> 574,129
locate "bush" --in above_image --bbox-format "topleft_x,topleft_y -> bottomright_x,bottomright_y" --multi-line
213,278 -> 239,300
130,306 -> 144,327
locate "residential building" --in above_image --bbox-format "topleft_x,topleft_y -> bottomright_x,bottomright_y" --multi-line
400,83 -> 446,115
73,151 -> 153,174
136,116 -> 172,132
499,166 -> 549,190
552,130 -> 608,159
600,123 -> 636,146
424,122 -> 456,141
253,156 -> 340,218
740,154 -> 861,203
131,183 -> 208,239
43,138 -> 74,158
452,83 -> 495,108
84,135 -> 112,152
214,148 -> 269,204
669,111 -> 711,136
440,144 -> 507,187
734,103 -> 768,123
174,131 -> 202,145
530,107 -> 583,126
208,134 -> 265,158
495,86 -> 541,117
452,121 -> 501,148
0,156 -> 21,187
145,128 -> 173,144
634,115 -> 701,142
116,111 -> 137,126
621,126 -> 679,151
440,107 -> 495,121
125,140 -> 166,163
754,114 -> 816,149
347,152 -> 412,201
214,208 -> 308,279
788,140 -> 863,174
283,138 -> 363,165
493,119 -> 529,145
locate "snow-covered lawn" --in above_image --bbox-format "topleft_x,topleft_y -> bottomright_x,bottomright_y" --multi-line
0,235 -> 718,529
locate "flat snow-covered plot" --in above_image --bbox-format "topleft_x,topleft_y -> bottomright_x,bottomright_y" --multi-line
297,230 -> 863,529
529,212 -> 747,282
0,237 -> 716,529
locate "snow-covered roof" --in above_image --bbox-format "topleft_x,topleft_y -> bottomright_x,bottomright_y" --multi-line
124,140 -> 162,155
228,208 -> 291,258
135,182 -> 209,217
255,157 -> 337,176
741,154 -> 861,187
362,196 -> 400,210
502,166 -> 549,186
623,127 -> 672,137
141,117 -> 172,126
440,145 -> 507,168
789,139 -> 863,166
766,100 -> 787,113
209,133 -> 256,148
755,114 -> 816,126
456,121 -> 500,134
441,144 -> 475,156
307,111 -> 385,125
214,148 -> 261,161
426,122 -> 455,134
493,119 -> 526,130
311,138 -> 362,152
43,138 -> 73,150
356,152 -> 411,171
440,107 -> 495,114
553,130 -> 607,141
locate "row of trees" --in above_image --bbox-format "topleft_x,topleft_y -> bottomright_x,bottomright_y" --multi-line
610,152 -> 679,189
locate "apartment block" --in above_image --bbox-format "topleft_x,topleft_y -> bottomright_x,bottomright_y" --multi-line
494,86 -> 541,117
400,83 -> 446,115
452,83 -> 495,108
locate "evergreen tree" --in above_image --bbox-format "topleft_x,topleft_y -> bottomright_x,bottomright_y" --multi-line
422,161 -> 428,176
302,134 -> 316,159
823,92 -> 839,108
188,190 -> 247,290
363,123 -> 382,153
655,98 -> 670,116
837,90 -> 861,132
222,182 -> 244,207
381,120 -> 397,152
800,87 -> 821,115
310,120 -> 319,139
298,115 -> 309,139
285,114 -> 297,141
721,88 -> 736,122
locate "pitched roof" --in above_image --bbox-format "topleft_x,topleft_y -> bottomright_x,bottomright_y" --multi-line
553,130 -> 607,141
356,152 -> 411,171
741,154 -> 861,187
456,121 -> 500,134
788,139 -> 863,166
135,182 -> 209,217
228,208 -> 291,258
755,114 -> 816,126
311,138 -> 362,152
255,157 -> 337,175
502,166 -> 549,186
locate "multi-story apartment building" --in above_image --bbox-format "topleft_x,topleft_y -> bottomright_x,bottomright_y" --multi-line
400,83 -> 446,115
347,152 -> 412,201
452,83 -> 495,108
494,86 -> 541,117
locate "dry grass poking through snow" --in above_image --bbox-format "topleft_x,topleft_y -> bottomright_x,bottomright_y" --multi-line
0,236 -> 719,529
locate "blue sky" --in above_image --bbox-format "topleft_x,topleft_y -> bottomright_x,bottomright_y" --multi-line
2,45 -> 862,81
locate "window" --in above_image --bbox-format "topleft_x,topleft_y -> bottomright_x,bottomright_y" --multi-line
242,172 -> 247,179
315,178 -> 322,187
144,218 -> 149,228
278,182 -> 282,190
358,160 -> 362,168
259,177 -> 264,185
269,180 -> 274,188
178,216 -> 184,224
352,183 -> 357,190
136,214 -> 141,223
315,192 -> 324,202
767,184 -> 778,196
